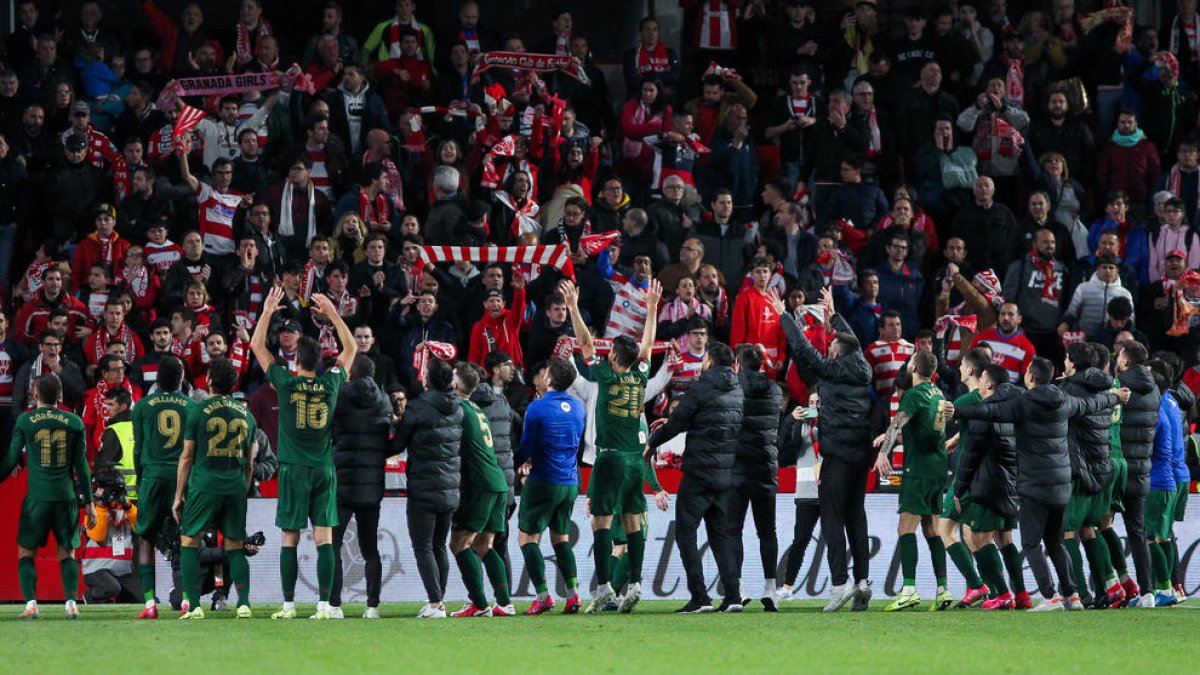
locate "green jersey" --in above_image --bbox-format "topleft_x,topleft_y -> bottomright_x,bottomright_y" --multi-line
898,381 -> 948,480
951,390 -> 983,462
132,391 -> 193,482
1,407 -> 89,502
268,362 -> 347,467
592,359 -> 650,454
185,395 -> 257,496
459,399 -> 508,493
1110,376 -> 1124,459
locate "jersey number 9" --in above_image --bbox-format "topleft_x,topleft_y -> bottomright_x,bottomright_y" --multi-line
157,410 -> 182,448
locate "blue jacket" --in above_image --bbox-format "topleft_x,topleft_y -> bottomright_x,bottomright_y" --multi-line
1087,217 -> 1149,286
517,390 -> 585,485
873,262 -> 924,341
833,284 -> 881,345
819,181 -> 890,232
1151,391 -> 1184,491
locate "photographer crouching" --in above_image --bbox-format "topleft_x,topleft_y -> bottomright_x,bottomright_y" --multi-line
83,469 -> 142,604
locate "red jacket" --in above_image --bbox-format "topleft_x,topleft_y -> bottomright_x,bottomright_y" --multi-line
730,286 -> 786,378
1098,138 -> 1162,203
71,234 -> 131,293
468,288 -> 527,368
13,289 -> 89,344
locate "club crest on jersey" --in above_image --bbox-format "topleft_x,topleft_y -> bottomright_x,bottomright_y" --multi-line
560,401 -> 571,412
638,361 -> 649,373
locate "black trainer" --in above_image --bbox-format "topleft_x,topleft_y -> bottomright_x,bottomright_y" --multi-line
675,599 -> 715,614
717,599 -> 744,613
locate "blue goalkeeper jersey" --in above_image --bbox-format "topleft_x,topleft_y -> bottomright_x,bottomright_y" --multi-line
518,391 -> 585,485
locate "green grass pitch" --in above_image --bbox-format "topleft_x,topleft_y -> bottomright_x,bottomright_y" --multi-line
4,600 -> 1200,673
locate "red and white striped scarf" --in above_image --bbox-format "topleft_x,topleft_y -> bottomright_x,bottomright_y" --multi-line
550,336 -> 671,360
865,108 -> 881,158
119,264 -> 150,301
414,245 -> 575,281
413,341 -> 456,383
299,260 -> 320,303
112,158 -> 131,201
364,151 -> 405,211
493,189 -> 541,238
92,323 -> 138,365
359,188 -> 390,232
235,18 -> 272,67
1005,54 -> 1025,106
317,291 -> 358,357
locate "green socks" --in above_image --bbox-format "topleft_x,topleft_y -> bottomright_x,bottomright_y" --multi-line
180,546 -> 200,607
947,541 -> 982,589
552,541 -> 578,591
280,546 -> 298,602
1065,537 -> 1086,596
316,544 -> 334,602
455,549 -> 487,607
1151,542 -> 1172,590
593,529 -> 613,584
1001,543 -> 1026,594
1101,528 -> 1127,575
522,542 -> 548,594
228,549 -> 250,607
611,554 -> 630,593
1082,535 -> 1114,582
139,564 -> 156,603
18,557 -> 36,602
627,530 -> 646,584
899,533 -> 918,586
926,536 -> 947,587
59,557 -> 78,601
483,549 -> 511,605
974,544 -> 1009,595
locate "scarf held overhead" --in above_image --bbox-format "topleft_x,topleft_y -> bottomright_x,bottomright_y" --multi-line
470,51 -> 590,85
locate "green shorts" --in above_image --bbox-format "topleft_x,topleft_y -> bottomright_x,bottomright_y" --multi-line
611,512 -> 649,546
133,476 -> 176,539
17,499 -> 80,550
518,480 -> 578,535
1064,483 -> 1111,531
275,464 -> 338,531
898,476 -> 944,516
454,490 -> 508,534
1174,482 -> 1190,522
1146,489 -> 1177,540
940,487 -> 962,521
179,490 -> 247,540
960,496 -> 1017,533
589,453 -> 647,517
1109,457 -> 1128,514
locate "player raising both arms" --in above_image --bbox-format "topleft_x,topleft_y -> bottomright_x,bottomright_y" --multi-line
131,355 -> 193,619
1,374 -> 94,620
560,277 -> 662,614
173,358 -> 259,620
251,285 -> 357,620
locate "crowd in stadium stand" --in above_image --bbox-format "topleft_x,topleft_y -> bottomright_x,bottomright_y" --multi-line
3,0 -> 1200,610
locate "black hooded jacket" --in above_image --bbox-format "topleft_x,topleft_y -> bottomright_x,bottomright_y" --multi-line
393,387 -> 464,512
333,377 -> 393,507
781,313 -> 873,464
1061,368 -> 1116,495
956,383 -> 1118,506
733,369 -> 784,487
648,366 -> 744,490
954,383 -> 1019,518
1118,364 -> 1160,498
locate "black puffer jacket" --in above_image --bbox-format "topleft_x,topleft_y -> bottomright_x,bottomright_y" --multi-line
394,387 -> 464,512
333,378 -> 394,507
956,383 -> 1118,506
1061,368 -> 1116,495
648,366 -> 744,490
781,313 -> 873,464
954,383 -> 1019,517
1119,364 -> 1160,498
471,383 -> 519,506
734,370 -> 784,487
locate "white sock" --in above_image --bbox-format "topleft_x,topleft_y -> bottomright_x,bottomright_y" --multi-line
316,600 -> 329,612
25,600 -> 37,610
937,585 -> 947,594
901,584 -> 916,595
282,601 -> 295,612
537,591 -> 549,601
764,578 -> 776,596
1120,572 -> 1132,584
65,599 -> 76,610
145,599 -> 155,609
